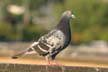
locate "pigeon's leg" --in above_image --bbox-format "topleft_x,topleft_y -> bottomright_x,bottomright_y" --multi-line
51,52 -> 63,66
53,59 -> 63,66
12,47 -> 36,59
45,55 -> 51,65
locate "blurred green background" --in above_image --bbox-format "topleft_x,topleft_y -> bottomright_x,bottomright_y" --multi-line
0,0 -> 108,44
0,0 -> 108,67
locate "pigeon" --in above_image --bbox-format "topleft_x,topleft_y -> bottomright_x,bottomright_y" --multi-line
12,10 -> 75,65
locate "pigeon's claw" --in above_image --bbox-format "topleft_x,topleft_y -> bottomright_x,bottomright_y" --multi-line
46,58 -> 63,66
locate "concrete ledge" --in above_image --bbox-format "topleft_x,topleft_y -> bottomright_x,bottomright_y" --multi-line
0,63 -> 108,72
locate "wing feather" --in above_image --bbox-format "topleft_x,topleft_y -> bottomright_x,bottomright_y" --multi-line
38,29 -> 65,53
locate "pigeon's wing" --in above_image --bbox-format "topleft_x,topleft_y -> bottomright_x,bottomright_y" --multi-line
38,29 -> 65,53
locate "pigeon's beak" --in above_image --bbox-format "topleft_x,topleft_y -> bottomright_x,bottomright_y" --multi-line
71,14 -> 76,18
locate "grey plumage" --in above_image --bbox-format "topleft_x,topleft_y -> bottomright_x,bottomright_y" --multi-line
12,10 -> 75,65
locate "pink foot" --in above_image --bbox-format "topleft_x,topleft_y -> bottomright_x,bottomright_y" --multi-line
47,61 -> 63,66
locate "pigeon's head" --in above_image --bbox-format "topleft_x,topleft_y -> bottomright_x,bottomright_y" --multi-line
62,10 -> 75,19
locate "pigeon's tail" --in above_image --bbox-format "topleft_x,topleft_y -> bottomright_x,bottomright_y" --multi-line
11,50 -> 26,59
11,48 -> 37,59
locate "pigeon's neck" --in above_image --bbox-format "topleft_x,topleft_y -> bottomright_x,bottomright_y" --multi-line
56,16 -> 71,34
56,16 -> 71,48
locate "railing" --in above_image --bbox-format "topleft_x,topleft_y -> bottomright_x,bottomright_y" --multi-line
0,63 -> 108,72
